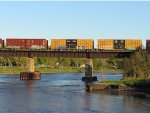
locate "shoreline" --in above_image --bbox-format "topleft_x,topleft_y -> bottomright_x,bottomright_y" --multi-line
86,79 -> 150,95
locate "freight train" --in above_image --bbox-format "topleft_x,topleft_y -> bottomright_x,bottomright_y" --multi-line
0,38 -> 149,50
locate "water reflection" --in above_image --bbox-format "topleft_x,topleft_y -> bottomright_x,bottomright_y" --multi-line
0,73 -> 149,113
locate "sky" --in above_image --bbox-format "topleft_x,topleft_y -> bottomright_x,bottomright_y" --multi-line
0,1 -> 150,47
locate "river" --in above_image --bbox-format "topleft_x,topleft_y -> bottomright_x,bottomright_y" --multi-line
0,73 -> 150,113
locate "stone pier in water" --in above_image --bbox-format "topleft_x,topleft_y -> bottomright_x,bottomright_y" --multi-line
82,59 -> 97,82
20,57 -> 41,80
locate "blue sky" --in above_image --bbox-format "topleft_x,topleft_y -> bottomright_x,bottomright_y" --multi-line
0,1 -> 150,47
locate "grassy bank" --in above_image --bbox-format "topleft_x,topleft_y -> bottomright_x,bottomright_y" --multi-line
101,78 -> 150,88
0,67 -> 25,74
94,68 -> 123,73
0,67 -> 83,74
0,67 -> 123,74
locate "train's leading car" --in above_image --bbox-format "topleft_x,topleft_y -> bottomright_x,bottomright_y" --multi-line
51,39 -> 94,50
146,40 -> 150,49
6,39 -> 48,49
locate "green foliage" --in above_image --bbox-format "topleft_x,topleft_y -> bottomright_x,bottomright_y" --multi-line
93,58 -> 124,71
101,78 -> 150,88
0,57 -> 124,73
100,80 -> 123,84
93,59 -> 101,70
0,57 -> 26,67
123,51 -> 150,78
106,59 -> 115,68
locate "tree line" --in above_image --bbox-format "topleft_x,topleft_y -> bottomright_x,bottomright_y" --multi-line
0,57 -> 123,70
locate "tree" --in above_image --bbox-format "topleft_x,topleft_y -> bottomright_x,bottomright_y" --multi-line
93,59 -> 101,70
123,51 -> 150,78
106,59 -> 115,68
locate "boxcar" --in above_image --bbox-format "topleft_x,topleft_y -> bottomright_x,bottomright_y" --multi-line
6,39 -> 48,49
98,39 -> 142,50
146,40 -> 150,49
51,39 -> 94,50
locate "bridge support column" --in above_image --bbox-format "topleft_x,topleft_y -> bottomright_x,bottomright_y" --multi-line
82,59 -> 97,82
26,57 -> 35,72
20,57 -> 41,80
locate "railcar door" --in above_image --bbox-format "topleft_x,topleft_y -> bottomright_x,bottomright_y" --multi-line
66,39 -> 77,49
114,40 -> 125,49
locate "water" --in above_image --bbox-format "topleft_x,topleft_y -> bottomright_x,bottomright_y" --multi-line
0,73 -> 150,113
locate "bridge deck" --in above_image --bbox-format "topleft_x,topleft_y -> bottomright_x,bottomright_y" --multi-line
0,50 -> 133,58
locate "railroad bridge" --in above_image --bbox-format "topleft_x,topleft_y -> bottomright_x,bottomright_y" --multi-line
0,50 -> 133,80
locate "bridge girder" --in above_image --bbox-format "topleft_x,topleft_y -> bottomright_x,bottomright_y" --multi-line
0,50 -> 133,58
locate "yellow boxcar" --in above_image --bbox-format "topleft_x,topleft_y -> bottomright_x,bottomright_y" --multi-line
125,40 -> 142,50
98,39 -> 114,50
77,39 -> 94,49
51,39 -> 66,49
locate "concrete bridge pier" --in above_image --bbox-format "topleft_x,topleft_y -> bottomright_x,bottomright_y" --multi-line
20,57 -> 41,80
82,59 -> 97,82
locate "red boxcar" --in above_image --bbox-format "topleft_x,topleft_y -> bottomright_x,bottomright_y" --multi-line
6,39 -> 48,49
146,40 -> 150,49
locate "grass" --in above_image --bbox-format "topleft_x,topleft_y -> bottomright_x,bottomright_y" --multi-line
0,66 -> 123,74
101,78 -> 150,88
0,67 -> 24,74
0,66 -> 85,74
94,68 -> 123,73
